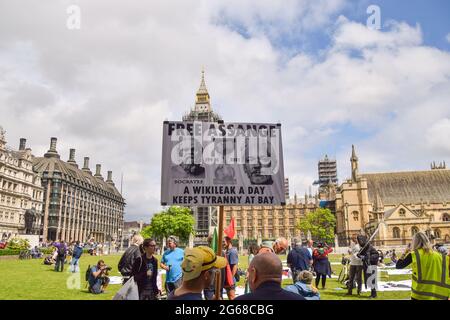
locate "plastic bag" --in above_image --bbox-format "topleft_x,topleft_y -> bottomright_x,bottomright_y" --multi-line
112,277 -> 139,300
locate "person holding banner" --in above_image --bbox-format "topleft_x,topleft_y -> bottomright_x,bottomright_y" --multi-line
356,235 -> 379,299
169,246 -> 227,300
222,236 -> 239,300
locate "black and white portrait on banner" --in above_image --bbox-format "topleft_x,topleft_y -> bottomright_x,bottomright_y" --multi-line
160,121 -> 285,206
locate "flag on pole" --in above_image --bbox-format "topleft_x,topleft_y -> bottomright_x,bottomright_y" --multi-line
211,227 -> 218,253
224,217 -> 236,239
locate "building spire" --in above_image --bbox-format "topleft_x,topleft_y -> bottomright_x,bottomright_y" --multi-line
374,192 -> 384,212
351,145 -> 359,182
194,68 -> 211,112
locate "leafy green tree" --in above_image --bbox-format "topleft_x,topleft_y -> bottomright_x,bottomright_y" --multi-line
296,208 -> 336,243
141,206 -> 195,242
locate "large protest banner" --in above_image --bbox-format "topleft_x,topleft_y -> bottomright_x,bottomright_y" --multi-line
161,121 -> 285,206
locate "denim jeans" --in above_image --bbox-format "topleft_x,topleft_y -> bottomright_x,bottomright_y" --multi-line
70,257 -> 80,272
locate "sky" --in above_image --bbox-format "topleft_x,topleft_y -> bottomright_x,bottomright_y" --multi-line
0,0 -> 449,222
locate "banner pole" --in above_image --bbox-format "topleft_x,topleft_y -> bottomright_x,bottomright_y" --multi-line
215,205 -> 224,300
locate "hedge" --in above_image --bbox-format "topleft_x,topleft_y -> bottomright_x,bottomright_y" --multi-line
0,249 -> 21,256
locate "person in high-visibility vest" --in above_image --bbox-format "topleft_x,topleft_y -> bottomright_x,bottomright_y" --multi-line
396,232 -> 450,300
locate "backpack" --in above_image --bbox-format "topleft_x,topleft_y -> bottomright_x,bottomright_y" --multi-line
85,265 -> 91,282
58,246 -> 66,257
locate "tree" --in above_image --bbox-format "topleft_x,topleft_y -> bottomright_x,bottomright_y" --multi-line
296,208 -> 336,244
141,206 -> 195,242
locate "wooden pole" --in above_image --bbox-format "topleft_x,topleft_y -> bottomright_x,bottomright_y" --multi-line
215,205 -> 224,300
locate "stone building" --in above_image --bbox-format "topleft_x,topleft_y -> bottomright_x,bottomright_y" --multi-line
223,194 -> 319,242
33,137 -> 125,243
0,128 -> 44,238
182,71 -> 222,244
335,145 -> 450,247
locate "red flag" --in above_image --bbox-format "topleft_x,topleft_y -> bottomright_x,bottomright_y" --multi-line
224,217 -> 236,239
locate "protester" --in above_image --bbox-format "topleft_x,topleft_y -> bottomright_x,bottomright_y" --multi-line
118,234 -> 144,284
220,236 -> 239,300
70,241 -> 83,273
30,246 -> 42,259
287,240 -> 313,283
131,238 -> 159,300
245,244 -> 259,294
312,242 -> 333,289
258,237 -> 289,254
88,260 -> 111,294
346,236 -> 363,296
53,240 -> 67,272
396,232 -> 450,300
168,246 -> 227,300
284,270 -> 320,300
203,234 -> 216,300
160,235 -> 184,294
235,252 -> 305,300
357,235 -> 379,299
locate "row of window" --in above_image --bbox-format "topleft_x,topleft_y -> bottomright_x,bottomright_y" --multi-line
392,227 -> 444,239
236,228 -> 297,238
352,210 -> 450,221
0,211 -> 21,222
226,218 -> 297,227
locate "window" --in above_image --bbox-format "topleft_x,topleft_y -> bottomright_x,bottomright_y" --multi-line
434,229 -> 441,239
258,219 -> 262,227
268,218 -> 273,225
443,213 -> 450,222
352,211 -> 359,221
289,218 -> 294,226
393,227 -> 401,239
399,209 -> 406,217
411,226 -> 419,236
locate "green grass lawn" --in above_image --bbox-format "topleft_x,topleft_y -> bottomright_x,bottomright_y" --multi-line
0,253 -> 412,300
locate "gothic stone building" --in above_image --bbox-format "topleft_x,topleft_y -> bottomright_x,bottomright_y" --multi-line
33,137 -> 125,243
223,195 -> 319,242
0,128 -> 44,238
335,146 -> 450,247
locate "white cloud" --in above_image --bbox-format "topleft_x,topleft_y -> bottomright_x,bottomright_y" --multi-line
1,0 -> 450,221
446,33 -> 450,43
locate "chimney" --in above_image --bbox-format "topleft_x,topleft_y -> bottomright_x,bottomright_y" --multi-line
19,138 -> 26,151
67,149 -> 78,167
82,157 -> 92,174
94,164 -> 103,179
106,171 -> 114,185
44,137 -> 60,159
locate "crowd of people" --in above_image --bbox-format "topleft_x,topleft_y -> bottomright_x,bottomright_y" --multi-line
37,231 -> 449,300
112,231 -> 449,300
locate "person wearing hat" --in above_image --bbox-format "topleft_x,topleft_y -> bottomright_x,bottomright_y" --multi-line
168,246 -> 227,300
161,236 -> 184,294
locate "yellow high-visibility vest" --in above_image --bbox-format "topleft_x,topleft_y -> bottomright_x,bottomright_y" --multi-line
411,249 -> 450,300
